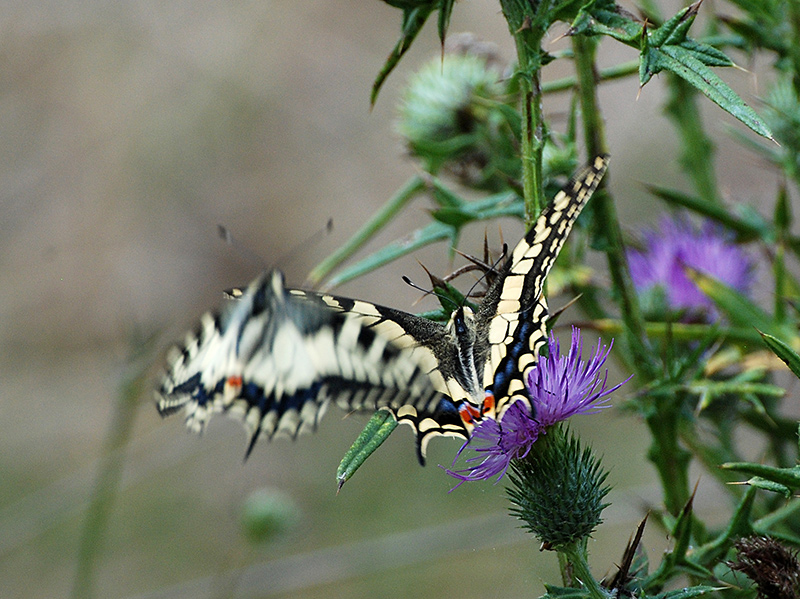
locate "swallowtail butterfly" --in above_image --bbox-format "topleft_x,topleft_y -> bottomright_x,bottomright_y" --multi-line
157,155 -> 608,462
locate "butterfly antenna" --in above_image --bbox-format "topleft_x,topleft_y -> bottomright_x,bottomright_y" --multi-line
402,273 -> 459,312
217,224 -> 270,270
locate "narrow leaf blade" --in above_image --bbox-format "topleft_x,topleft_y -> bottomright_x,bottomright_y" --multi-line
337,410 -> 399,490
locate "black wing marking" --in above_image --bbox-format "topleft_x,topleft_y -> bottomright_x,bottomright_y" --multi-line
157,270 -> 471,462
476,155 -> 609,418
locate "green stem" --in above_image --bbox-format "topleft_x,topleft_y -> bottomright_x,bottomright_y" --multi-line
71,342 -> 151,599
584,318 -> 765,346
788,1 -> 800,94
572,34 -> 656,379
514,37 -> 546,225
542,59 -> 639,94
645,405 -> 691,515
560,541 -> 609,599
307,175 -> 426,285
664,75 -> 721,203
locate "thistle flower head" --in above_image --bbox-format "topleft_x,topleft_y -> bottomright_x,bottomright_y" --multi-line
396,43 -> 520,190
447,327 -> 627,486
627,216 -> 753,318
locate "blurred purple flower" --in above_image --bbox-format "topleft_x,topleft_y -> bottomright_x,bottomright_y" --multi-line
447,327 -> 627,486
627,216 -> 753,314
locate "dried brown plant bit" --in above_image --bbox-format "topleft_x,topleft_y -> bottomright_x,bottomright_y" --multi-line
729,535 -> 800,599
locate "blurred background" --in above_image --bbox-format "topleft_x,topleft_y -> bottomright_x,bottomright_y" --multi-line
0,1 -> 782,597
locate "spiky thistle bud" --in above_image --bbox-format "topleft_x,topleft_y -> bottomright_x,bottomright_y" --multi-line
506,427 -> 610,548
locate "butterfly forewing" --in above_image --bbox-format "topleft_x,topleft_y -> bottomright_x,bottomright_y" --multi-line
478,155 -> 609,418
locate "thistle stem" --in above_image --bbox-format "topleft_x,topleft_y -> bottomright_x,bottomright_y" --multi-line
560,541 -> 610,599
514,35 -> 546,225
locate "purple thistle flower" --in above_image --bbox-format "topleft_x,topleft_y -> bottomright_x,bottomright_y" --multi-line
627,216 -> 753,315
446,327 -> 627,487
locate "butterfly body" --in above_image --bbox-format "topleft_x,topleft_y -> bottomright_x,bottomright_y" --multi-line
157,156 -> 608,462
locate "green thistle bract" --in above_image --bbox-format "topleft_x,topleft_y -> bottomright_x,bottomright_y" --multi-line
506,428 -> 610,548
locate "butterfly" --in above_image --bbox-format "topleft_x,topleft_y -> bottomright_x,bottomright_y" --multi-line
157,155 -> 608,463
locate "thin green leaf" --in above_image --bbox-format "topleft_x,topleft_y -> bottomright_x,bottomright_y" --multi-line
646,184 -> 770,242
745,477 -> 793,498
685,267 -> 793,339
371,5 -> 435,106
758,331 -> 800,379
430,207 -> 473,227
308,176 -> 427,286
337,410 -> 398,490
437,0 -> 455,48
693,486 -> 757,563
326,221 -> 454,287
541,584 -> 591,599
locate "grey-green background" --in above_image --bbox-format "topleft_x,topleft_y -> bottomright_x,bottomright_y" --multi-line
0,1 -> 779,597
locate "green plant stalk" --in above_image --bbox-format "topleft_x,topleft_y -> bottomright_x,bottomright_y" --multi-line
515,38 -> 546,224
572,34 -> 656,379
664,75 -> 721,204
775,234 -> 787,323
497,0 -> 548,224
586,318 -> 765,346
646,402 -> 691,515
542,59 -> 639,94
307,175 -> 427,286
677,419 -> 747,496
71,346 -> 149,599
560,540 -> 609,599
789,1 -> 800,94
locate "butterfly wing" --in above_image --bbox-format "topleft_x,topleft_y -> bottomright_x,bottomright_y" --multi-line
477,155 -> 609,417
157,270 -> 469,462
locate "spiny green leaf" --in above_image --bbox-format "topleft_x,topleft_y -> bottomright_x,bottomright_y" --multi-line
645,44 -> 772,139
337,410 -> 398,490
648,1 -> 700,47
678,39 -> 733,67
758,331 -> 800,379
721,461 -> 800,493
569,7 -> 640,43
